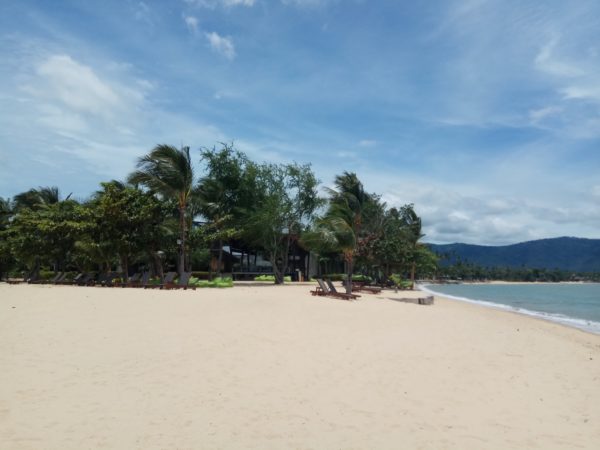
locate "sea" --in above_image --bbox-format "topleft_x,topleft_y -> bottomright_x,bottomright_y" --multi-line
420,283 -> 600,334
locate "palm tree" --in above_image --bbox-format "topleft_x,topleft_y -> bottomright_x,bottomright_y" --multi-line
128,145 -> 194,277
399,204 -> 424,289
302,172 -> 368,294
13,186 -> 70,211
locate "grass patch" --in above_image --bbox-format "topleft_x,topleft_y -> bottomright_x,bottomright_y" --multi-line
323,273 -> 373,283
253,274 -> 292,282
189,276 -> 233,288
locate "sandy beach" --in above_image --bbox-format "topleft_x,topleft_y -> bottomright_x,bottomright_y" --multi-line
1,283 -> 599,450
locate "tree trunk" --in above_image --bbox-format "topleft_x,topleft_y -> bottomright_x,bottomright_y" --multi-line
120,254 -> 129,282
273,252 -> 284,285
217,239 -> 223,277
345,254 -> 353,294
410,261 -> 416,290
178,206 -> 186,277
151,251 -> 163,280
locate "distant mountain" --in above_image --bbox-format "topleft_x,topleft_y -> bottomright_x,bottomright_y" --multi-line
427,237 -> 600,272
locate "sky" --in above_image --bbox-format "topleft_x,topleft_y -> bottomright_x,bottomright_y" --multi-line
0,0 -> 599,245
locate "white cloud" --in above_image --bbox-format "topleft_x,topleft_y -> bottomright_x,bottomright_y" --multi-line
1,50 -> 226,193
205,32 -> 236,60
27,55 -> 122,119
358,139 -> 377,147
184,15 -> 199,33
535,37 -> 583,78
561,84 -> 600,102
185,0 -> 255,8
529,106 -> 561,124
134,1 -> 153,25
224,0 -> 255,5
281,0 -> 331,6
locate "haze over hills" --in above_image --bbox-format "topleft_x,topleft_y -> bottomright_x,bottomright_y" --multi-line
427,237 -> 600,273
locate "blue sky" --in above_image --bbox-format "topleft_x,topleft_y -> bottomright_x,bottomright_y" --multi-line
1,0 -> 599,245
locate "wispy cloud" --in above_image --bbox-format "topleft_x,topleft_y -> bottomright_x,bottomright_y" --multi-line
535,37 -> 583,78
281,0 -> 334,7
205,32 -> 236,60
529,106 -> 562,124
133,1 -> 154,25
184,0 -> 255,8
183,15 -> 199,33
358,139 -> 377,147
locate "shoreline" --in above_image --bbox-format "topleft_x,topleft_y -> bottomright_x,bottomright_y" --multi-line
1,283 -> 599,449
419,283 -> 600,336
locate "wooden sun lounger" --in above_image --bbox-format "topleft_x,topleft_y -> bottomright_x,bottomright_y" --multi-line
126,271 -> 150,288
145,271 -> 176,289
119,272 -> 140,287
325,279 -> 361,300
164,272 -> 196,290
352,282 -> 382,294
58,273 -> 83,285
310,278 -> 359,301
77,273 -> 95,286
53,272 -> 68,284
102,272 -> 121,287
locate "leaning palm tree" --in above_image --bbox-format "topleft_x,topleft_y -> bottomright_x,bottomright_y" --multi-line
302,172 -> 368,294
400,204 -> 424,289
128,145 -> 194,277
13,186 -> 69,211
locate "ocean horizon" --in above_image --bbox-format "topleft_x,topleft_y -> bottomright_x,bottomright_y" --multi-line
421,282 -> 600,335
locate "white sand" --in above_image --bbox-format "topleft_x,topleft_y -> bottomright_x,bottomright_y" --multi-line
1,283 -> 599,449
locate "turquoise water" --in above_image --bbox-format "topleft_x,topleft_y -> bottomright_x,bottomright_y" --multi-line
421,283 -> 600,334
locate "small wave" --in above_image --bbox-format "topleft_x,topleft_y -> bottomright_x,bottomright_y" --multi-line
419,284 -> 600,335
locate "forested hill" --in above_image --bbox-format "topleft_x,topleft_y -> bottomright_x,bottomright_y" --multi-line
427,237 -> 600,272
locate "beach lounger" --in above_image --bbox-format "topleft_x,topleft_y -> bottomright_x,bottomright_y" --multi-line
27,273 -> 42,284
102,272 -> 121,287
145,271 -> 176,289
310,278 -> 359,300
352,282 -> 382,294
92,272 -> 109,286
311,278 -> 329,296
127,271 -> 150,288
119,272 -> 140,287
59,272 -> 83,285
76,273 -> 94,286
325,279 -> 361,300
53,272 -> 67,284
164,272 -> 196,290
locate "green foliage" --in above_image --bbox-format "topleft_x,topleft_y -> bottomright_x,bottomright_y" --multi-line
322,273 -> 372,282
389,274 -> 412,289
191,271 -> 210,279
243,162 -> 321,284
7,199 -> 86,272
1,147 -> 438,285
128,145 -> 195,275
189,276 -> 233,288
82,181 -> 168,275
254,274 -> 292,282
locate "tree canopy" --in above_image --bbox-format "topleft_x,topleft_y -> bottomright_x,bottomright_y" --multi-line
1,144 -> 436,287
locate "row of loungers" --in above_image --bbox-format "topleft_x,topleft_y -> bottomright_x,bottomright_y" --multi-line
12,271 -> 196,290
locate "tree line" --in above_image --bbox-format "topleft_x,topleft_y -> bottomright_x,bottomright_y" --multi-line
0,144 -> 437,293
435,260 -> 600,282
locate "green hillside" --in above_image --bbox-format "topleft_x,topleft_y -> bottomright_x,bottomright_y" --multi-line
427,237 -> 600,272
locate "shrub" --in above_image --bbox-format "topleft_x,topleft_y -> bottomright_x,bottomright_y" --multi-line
390,274 -> 412,289
39,270 -> 56,280
189,276 -> 233,288
191,271 -> 210,280
322,273 -> 372,283
253,275 -> 292,282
